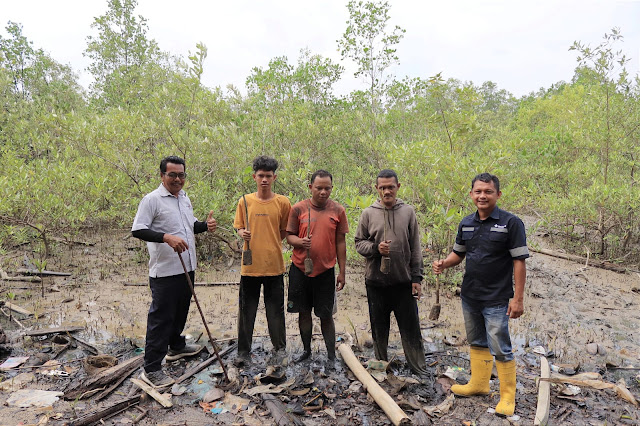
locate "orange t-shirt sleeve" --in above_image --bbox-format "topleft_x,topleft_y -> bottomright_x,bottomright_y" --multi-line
280,198 -> 291,230
233,197 -> 246,230
337,206 -> 349,235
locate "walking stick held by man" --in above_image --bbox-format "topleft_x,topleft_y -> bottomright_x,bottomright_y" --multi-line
429,244 -> 447,320
177,252 -> 230,383
242,194 -> 252,266
304,203 -> 313,275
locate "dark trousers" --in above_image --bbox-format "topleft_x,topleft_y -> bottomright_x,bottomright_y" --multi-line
237,275 -> 286,355
365,281 -> 427,375
144,271 -> 194,372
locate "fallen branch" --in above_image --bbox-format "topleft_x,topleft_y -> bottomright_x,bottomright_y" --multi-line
541,373 -> 638,406
16,268 -> 72,277
130,377 -> 173,408
0,269 -> 41,283
0,308 -> 26,329
2,301 -> 34,316
68,395 -> 141,426
133,406 -> 148,424
25,326 -> 84,336
64,355 -> 144,400
95,363 -> 140,401
531,247 -> 640,274
175,343 -> 237,384
49,235 -> 95,246
338,343 -> 411,425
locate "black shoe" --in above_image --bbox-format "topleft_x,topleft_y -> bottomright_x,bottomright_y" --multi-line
140,370 -> 174,388
165,343 -> 204,361
267,349 -> 288,367
233,353 -> 251,367
294,350 -> 312,363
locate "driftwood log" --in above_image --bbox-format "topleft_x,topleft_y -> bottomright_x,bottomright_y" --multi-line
67,395 -> 141,426
338,343 -> 411,426
64,355 -> 143,400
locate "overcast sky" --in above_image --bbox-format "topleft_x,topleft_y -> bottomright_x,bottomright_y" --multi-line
2,0 -> 640,98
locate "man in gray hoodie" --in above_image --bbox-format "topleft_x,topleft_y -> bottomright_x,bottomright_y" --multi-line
355,169 -> 428,375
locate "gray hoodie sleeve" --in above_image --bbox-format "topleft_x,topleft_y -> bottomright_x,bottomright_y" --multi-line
355,209 -> 379,258
408,207 -> 424,283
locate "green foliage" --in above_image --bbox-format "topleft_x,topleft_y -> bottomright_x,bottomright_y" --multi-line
1,4 -> 638,268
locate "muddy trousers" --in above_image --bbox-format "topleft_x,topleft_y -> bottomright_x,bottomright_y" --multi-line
237,275 -> 286,355
365,282 -> 427,375
144,271 -> 194,373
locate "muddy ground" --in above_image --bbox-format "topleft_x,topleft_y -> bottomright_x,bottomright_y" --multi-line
0,227 -> 639,425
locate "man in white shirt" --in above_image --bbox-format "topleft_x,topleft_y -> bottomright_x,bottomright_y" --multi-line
132,156 -> 216,387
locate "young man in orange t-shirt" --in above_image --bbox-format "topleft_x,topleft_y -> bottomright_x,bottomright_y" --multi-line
233,156 -> 291,367
286,170 -> 348,364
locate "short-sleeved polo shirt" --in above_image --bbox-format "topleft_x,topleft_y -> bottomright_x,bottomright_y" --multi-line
452,206 -> 529,302
132,184 -> 197,278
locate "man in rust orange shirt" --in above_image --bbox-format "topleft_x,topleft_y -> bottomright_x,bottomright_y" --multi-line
286,170 -> 348,364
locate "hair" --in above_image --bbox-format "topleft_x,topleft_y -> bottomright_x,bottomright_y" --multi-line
252,155 -> 278,173
310,169 -> 333,184
471,173 -> 500,192
376,169 -> 398,184
160,156 -> 186,173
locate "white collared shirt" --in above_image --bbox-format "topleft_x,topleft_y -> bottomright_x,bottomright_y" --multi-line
132,184 -> 197,277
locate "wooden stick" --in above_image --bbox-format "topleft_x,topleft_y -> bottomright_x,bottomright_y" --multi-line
3,302 -> 33,316
0,274 -> 41,283
534,356 -> 551,425
49,236 -> 95,246
133,406 -> 148,424
64,355 -> 144,400
130,378 -> 173,408
262,393 -> 305,426
338,344 -> 411,426
530,247 -> 639,274
16,268 -> 72,277
178,252 -> 229,383
68,395 -> 141,426
175,343 -> 237,384
124,281 -> 239,287
0,308 -> 25,328
24,326 -> 84,336
95,363 -> 140,401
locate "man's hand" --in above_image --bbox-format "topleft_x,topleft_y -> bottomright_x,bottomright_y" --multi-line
378,240 -> 391,256
336,272 -> 346,291
432,259 -> 445,274
206,210 -> 217,232
301,235 -> 312,250
507,299 -> 524,319
238,229 -> 251,242
411,282 -> 422,300
164,234 -> 188,253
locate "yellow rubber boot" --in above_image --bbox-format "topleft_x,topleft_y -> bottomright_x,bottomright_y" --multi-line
495,359 -> 516,416
451,346 -> 493,396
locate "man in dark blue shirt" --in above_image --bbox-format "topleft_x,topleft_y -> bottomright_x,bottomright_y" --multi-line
433,173 -> 528,417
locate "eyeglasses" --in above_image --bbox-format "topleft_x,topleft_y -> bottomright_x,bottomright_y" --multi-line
163,172 -> 187,180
